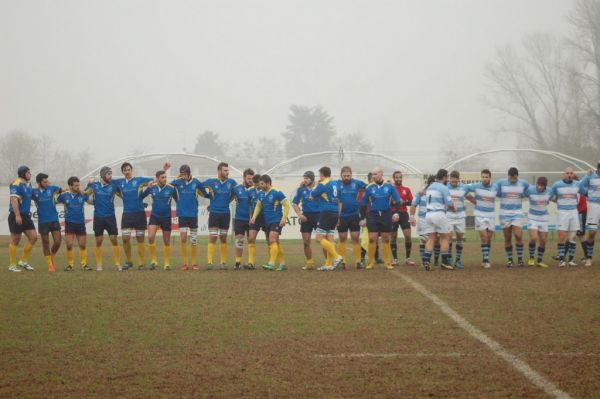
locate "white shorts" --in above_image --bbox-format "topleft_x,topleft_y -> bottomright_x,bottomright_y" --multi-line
475,216 -> 495,231
417,219 -> 433,238
448,218 -> 466,234
500,217 -> 524,229
527,218 -> 549,233
557,210 -> 580,233
425,212 -> 451,234
587,202 -> 600,228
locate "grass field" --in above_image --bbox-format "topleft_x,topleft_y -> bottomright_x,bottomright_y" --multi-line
1,234 -> 599,398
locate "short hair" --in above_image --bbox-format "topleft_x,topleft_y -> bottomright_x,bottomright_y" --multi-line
508,167 -> 519,177
481,169 -> 491,177
319,166 -> 331,177
121,162 -> 133,172
367,172 -> 373,181
179,164 -> 191,175
449,170 -> 460,179
36,173 -> 49,184
67,176 -> 80,186
436,169 -> 448,180
252,174 -> 261,184
243,168 -> 255,177
393,170 -> 402,178
537,176 -> 548,187
156,170 -> 166,178
340,166 -> 352,174
217,162 -> 228,170
425,175 -> 436,188
259,174 -> 272,185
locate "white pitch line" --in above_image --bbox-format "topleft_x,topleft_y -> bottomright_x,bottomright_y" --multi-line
316,352 -> 600,359
393,270 -> 572,399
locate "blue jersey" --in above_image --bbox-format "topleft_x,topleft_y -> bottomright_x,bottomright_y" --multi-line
113,177 -> 153,213
232,184 -> 252,221
425,182 -> 452,213
411,191 -> 428,219
57,192 -> 89,224
8,178 -> 33,215
248,187 -> 263,221
338,179 -> 367,218
360,182 -> 401,213
581,171 -> 600,204
141,184 -> 177,218
525,186 -> 551,222
494,178 -> 529,220
292,186 -> 321,214
32,185 -> 61,224
204,178 -> 237,214
256,188 -> 287,225
468,182 -> 497,218
170,178 -> 204,218
86,181 -> 120,218
446,182 -> 469,220
310,178 -> 340,213
549,180 -> 583,211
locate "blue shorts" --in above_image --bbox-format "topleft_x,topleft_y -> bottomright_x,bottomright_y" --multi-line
178,216 -> 198,229
209,212 -> 230,230
149,215 -> 172,231
38,221 -> 61,235
266,223 -> 283,235
316,212 -> 338,233
367,210 -> 393,233
65,221 -> 86,236
338,215 -> 361,233
93,216 -> 118,237
121,211 -> 147,230
300,212 -> 319,233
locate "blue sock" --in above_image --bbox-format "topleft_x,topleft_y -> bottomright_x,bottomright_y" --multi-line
423,250 -> 432,263
456,243 -> 463,262
434,245 -> 440,262
481,244 -> 490,263
516,244 -> 524,261
558,243 -> 566,261
505,245 -> 513,262
537,246 -> 545,263
568,241 -> 576,261
419,244 -> 426,260
528,242 -> 536,258
586,240 -> 594,259
442,252 -> 451,265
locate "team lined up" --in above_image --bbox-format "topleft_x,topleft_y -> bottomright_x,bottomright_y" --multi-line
6,160 -> 600,272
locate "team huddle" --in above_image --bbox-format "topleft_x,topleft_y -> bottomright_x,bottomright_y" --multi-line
5,160 -> 600,272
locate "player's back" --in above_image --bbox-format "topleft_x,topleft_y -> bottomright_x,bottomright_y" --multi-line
425,182 -> 450,213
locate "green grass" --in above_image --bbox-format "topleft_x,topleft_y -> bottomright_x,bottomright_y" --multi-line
1,235 -> 599,398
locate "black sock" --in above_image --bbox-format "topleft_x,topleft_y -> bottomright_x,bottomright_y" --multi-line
391,241 -> 398,260
405,241 -> 412,259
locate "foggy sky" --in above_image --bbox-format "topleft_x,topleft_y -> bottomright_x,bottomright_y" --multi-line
0,0 -> 573,167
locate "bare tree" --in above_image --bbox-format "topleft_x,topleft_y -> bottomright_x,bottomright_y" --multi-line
339,132 -> 374,152
0,131 -> 41,183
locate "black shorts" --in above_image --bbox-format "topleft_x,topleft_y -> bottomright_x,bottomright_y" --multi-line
300,212 -> 319,233
179,216 -> 198,229
8,213 -> 35,235
392,212 -> 411,231
338,215 -> 361,233
234,219 -> 250,236
38,221 -> 61,235
249,215 -> 267,232
367,210 -> 393,233
149,215 -> 172,232
65,221 -> 86,236
577,212 -> 587,236
266,222 -> 283,235
208,212 -> 231,230
93,216 -> 118,237
121,211 -> 147,230
316,211 -> 338,232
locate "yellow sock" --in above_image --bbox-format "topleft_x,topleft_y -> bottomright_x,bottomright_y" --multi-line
353,243 -> 362,264
20,241 -> 33,262
123,241 -> 132,263
248,243 -> 256,265
368,242 -> 376,266
190,244 -> 198,266
79,248 -> 87,268
8,243 -> 17,266
207,242 -> 216,264
382,242 -> 392,266
268,243 -> 278,265
164,245 -> 171,267
320,239 -> 339,260
67,249 -> 74,266
220,242 -> 228,264
44,255 -> 52,267
339,241 -> 347,263
137,242 -> 145,265
181,241 -> 189,265
111,245 -> 121,266
94,247 -> 103,267
235,255 -> 242,263
149,243 -> 157,264
277,244 -> 285,265
306,258 -> 315,266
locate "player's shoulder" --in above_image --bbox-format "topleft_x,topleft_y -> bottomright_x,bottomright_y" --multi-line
10,178 -> 24,187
